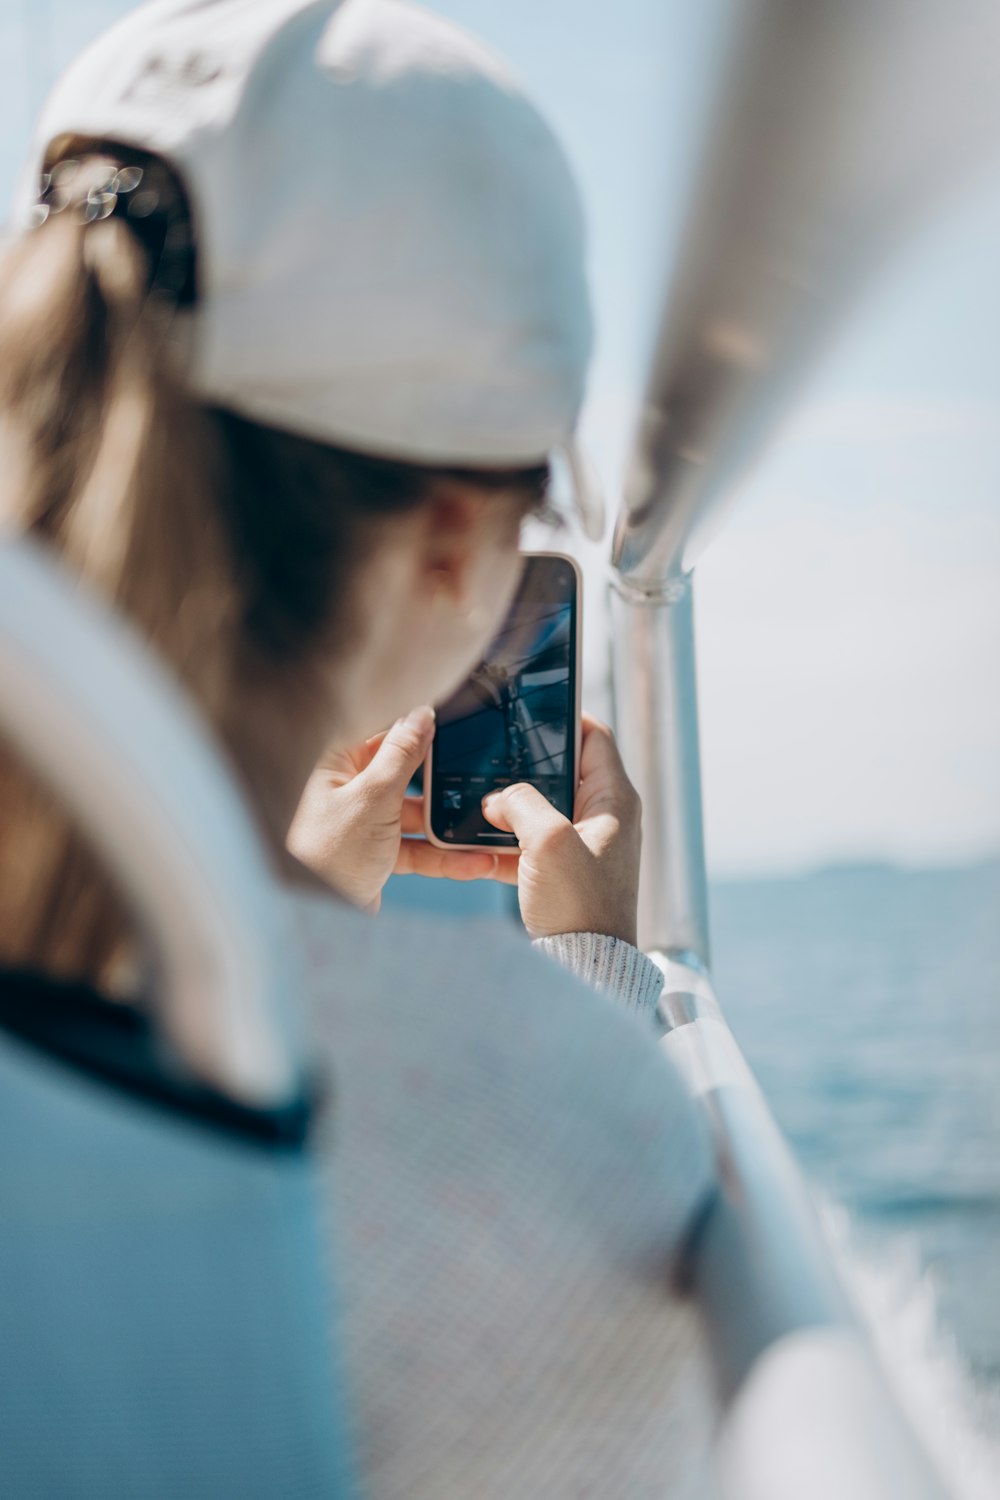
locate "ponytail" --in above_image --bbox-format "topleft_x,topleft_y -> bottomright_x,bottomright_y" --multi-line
0,179 -> 237,985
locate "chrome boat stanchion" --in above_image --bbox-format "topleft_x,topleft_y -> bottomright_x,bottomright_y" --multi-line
607,1 -> 1000,1493
609,573 -> 709,972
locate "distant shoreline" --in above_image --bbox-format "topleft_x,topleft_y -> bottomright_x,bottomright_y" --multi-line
710,853 -> 1000,887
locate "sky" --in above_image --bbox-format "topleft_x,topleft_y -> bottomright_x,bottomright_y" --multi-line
2,0 -> 998,878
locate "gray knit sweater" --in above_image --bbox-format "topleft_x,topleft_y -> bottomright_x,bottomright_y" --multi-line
288,891 -> 718,1498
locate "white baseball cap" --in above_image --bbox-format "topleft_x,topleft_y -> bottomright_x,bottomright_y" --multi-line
17,0 -> 601,530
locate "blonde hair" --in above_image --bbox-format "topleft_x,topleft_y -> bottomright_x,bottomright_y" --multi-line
0,149 -> 548,990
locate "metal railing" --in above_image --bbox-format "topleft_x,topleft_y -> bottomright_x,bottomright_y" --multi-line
650,959 -> 949,1497
607,1 -> 1000,1492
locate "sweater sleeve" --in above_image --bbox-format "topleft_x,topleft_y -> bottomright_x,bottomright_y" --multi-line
531,932 -> 664,1020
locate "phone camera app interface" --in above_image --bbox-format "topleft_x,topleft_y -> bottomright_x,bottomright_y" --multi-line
431,556 -> 577,846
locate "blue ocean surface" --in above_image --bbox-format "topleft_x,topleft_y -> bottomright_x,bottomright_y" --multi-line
710,859 -> 1000,1410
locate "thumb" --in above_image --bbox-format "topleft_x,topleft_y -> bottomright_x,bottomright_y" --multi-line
362,705 -> 435,803
482,782 -> 572,852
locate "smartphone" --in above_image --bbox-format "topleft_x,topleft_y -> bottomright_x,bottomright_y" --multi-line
424,551 -> 582,850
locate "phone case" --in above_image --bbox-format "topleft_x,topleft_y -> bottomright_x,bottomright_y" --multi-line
423,550 -> 583,853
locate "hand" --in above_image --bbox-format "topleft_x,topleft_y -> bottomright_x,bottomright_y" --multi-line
288,706 -> 496,912
482,715 -> 641,944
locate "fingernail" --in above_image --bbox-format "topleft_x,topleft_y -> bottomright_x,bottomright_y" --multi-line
481,792 -> 498,814
404,705 -> 435,735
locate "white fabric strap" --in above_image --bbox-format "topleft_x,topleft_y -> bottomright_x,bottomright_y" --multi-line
532,932 -> 664,1019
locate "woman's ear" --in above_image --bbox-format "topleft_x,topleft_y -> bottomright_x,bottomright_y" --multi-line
416,485 -> 490,609
415,483 -> 526,645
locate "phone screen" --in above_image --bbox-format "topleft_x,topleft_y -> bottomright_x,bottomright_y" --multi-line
427,553 -> 579,848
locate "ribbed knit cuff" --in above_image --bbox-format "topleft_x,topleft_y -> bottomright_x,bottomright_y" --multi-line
532,932 -> 664,1020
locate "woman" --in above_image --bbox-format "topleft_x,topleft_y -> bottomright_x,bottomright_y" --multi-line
0,0 -> 716,1493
